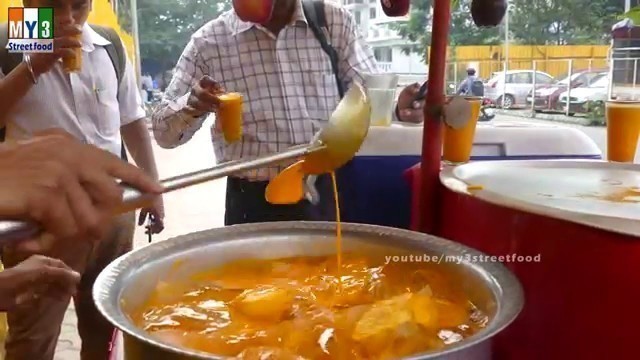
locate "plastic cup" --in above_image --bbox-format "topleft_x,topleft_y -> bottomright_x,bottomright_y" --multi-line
217,92 -> 243,143
363,73 -> 399,90
442,97 -> 482,165
62,33 -> 82,73
368,88 -> 396,126
606,100 -> 640,163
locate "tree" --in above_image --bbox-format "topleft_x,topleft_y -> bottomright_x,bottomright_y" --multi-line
508,0 -> 623,45
117,0 -> 231,75
396,0 -> 624,59
393,0 -> 500,61
449,0 -> 501,46
391,0 -> 433,62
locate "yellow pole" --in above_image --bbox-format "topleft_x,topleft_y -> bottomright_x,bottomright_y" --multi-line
0,0 -> 137,69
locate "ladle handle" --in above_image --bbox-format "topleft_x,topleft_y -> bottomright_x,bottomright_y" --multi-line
0,143 -> 325,246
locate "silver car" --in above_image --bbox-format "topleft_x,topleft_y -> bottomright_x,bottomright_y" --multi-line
484,70 -> 555,109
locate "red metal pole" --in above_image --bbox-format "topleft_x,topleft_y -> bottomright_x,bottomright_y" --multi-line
419,0 -> 452,234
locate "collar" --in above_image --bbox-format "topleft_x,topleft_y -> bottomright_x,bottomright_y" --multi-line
229,0 -> 308,36
81,23 -> 112,52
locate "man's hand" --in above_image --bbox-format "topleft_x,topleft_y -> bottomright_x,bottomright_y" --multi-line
0,129 -> 164,245
0,255 -> 80,311
185,76 -> 225,117
396,83 -> 425,124
29,25 -> 82,76
138,196 -> 165,235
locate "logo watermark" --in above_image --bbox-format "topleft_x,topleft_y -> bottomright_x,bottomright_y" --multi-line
384,253 -> 542,265
7,7 -> 54,53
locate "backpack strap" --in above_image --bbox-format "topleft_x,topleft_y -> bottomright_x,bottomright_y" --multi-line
88,24 -> 129,161
302,0 -> 345,99
88,24 -> 125,94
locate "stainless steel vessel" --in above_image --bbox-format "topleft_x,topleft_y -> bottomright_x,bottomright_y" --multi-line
94,222 -> 524,360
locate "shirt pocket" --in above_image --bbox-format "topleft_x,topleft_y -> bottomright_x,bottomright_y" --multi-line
303,73 -> 340,122
93,77 -> 121,136
298,46 -> 334,76
296,44 -> 341,117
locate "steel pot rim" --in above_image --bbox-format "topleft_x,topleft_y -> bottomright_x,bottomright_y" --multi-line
94,221 -> 524,359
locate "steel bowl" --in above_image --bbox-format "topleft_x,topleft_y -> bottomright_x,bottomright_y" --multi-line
94,222 -> 524,360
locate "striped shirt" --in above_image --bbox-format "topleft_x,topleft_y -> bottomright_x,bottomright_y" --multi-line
152,0 -> 380,180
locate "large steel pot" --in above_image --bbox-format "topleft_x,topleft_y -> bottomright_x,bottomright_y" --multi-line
94,222 -> 523,360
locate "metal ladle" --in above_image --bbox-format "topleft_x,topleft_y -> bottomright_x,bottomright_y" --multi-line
0,82 -> 371,245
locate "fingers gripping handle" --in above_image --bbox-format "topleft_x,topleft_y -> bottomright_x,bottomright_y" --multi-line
0,184 -> 151,248
0,143 -> 324,246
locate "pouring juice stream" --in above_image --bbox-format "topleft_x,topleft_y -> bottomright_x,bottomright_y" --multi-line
265,167 -> 343,277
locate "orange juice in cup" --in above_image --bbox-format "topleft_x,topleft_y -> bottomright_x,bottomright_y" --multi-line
606,100 -> 640,162
62,33 -> 82,73
217,92 -> 243,142
442,96 -> 481,164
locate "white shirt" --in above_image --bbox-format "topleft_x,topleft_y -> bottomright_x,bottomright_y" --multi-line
0,24 -> 145,156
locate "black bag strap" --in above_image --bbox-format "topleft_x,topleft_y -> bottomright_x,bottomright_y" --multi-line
302,0 -> 345,99
88,24 -> 125,96
87,25 -> 129,161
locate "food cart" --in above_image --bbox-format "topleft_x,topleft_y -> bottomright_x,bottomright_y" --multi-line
409,3 -> 640,359
342,122 -> 600,230
100,1 -> 632,359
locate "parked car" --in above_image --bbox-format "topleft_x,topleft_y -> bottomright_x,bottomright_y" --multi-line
484,70 -> 555,109
557,74 -> 608,114
526,68 -> 608,112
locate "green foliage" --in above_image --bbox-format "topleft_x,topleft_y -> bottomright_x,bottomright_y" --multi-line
391,0 -> 433,62
117,0 -> 231,73
619,5 -> 640,24
449,0 -> 501,46
509,0 -> 622,45
397,0 -> 624,61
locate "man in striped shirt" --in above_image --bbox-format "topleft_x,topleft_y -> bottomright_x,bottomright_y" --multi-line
153,0 -> 424,225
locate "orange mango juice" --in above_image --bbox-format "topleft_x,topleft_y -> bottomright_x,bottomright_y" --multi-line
606,101 -> 640,163
443,97 -> 481,164
217,92 -> 243,143
62,33 -> 82,73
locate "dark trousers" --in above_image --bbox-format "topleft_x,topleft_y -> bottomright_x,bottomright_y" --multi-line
224,175 -> 338,225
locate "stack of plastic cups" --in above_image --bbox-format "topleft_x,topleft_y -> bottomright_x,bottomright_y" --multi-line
363,73 -> 400,127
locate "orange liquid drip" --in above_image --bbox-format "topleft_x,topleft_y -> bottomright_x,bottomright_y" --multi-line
330,172 -> 343,295
331,172 -> 342,269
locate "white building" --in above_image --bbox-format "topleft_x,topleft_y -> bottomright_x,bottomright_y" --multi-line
340,0 -> 427,75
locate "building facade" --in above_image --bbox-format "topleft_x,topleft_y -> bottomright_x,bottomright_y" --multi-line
340,0 -> 427,75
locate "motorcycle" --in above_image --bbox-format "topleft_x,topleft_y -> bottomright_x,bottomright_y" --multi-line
478,97 -> 496,122
446,83 -> 495,122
